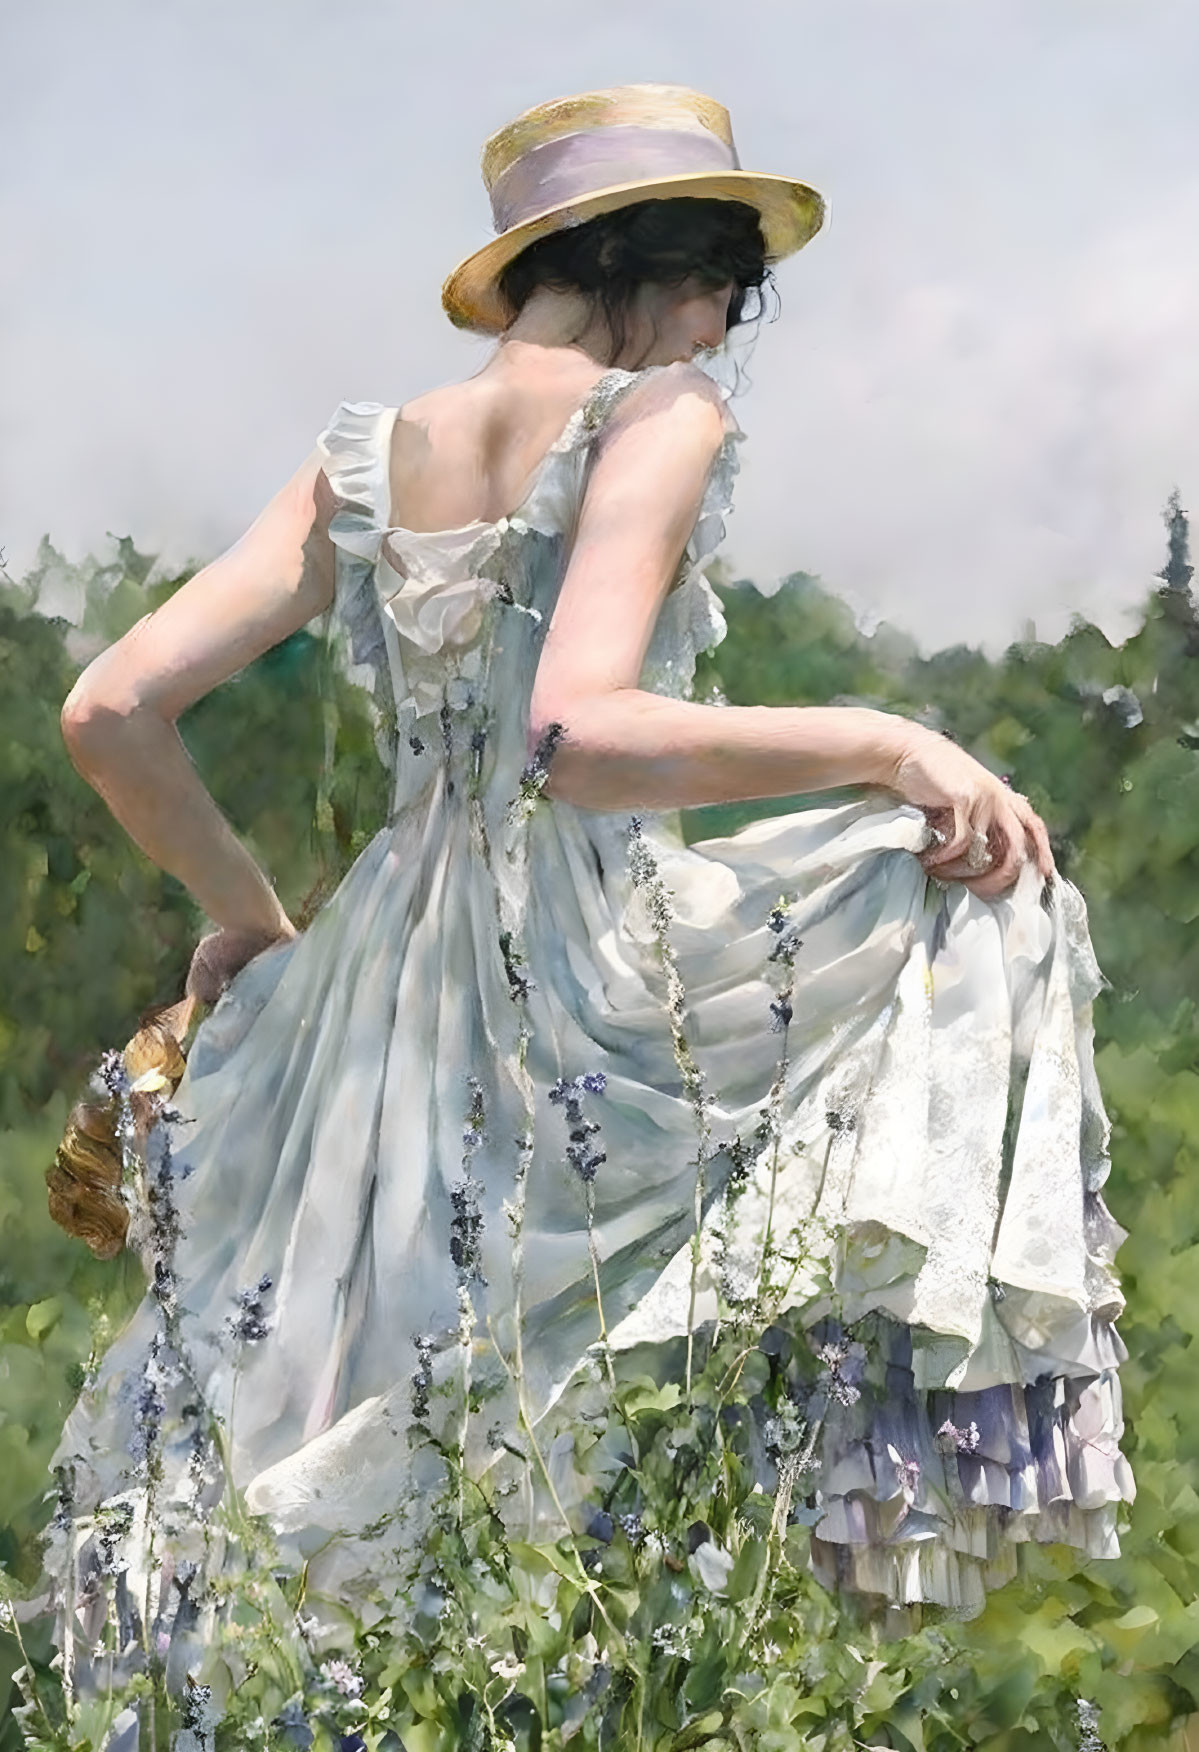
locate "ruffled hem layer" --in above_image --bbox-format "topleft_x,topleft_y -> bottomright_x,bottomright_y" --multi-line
793,1310 -> 1134,1617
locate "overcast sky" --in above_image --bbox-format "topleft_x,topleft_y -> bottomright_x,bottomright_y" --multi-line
3,0 -> 1197,653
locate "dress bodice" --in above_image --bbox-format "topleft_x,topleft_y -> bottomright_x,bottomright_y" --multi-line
314,364 -> 744,817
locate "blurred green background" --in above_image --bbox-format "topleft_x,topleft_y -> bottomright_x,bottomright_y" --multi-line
2,500 -> 1199,1750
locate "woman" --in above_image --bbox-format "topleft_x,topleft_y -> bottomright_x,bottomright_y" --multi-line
46,81 -> 1131,1735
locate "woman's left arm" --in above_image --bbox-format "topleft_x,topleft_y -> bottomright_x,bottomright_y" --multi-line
60,448 -> 337,947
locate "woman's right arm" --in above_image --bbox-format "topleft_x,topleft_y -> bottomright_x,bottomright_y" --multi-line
60,448 -> 338,946
529,363 -> 1053,899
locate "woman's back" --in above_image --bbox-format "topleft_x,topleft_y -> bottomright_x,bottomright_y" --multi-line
386,345 -> 613,534
312,360 -> 743,829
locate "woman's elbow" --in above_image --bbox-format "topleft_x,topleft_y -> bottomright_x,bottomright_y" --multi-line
61,688 -> 108,775
61,612 -> 166,759
529,688 -> 640,805
60,674 -> 145,775
526,690 -> 647,807
524,709 -> 579,800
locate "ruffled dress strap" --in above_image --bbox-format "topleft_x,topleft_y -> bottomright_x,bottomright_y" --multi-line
585,362 -> 746,698
503,365 -> 682,536
315,400 -> 399,769
677,377 -> 744,665
316,399 -> 392,559
537,362 -> 744,571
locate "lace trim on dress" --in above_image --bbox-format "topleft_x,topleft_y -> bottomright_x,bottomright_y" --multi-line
640,427 -> 742,699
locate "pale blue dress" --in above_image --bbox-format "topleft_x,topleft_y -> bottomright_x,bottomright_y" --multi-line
42,362 -> 1135,1723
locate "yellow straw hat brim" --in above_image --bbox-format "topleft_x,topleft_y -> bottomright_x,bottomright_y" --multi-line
441,169 -> 827,335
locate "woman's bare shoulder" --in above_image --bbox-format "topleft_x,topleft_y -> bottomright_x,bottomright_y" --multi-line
383,357 -> 616,530
586,368 -> 734,483
598,360 -> 741,448
393,353 -> 603,427
392,373 -> 487,424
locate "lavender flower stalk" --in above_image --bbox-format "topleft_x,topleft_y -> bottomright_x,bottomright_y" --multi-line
549,1071 -> 625,1402
624,816 -> 716,1397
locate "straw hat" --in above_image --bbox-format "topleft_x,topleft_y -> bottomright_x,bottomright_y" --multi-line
441,82 -> 827,335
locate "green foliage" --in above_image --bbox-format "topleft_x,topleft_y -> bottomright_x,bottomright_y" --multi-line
0,538 -> 389,1751
3,532 -> 1199,1748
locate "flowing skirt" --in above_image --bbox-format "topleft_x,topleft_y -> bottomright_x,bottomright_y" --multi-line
41,784 -> 1134,1726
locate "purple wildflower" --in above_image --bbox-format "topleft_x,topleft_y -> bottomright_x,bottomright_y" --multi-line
887,1442 -> 921,1500
763,1392 -> 809,1460
549,1072 -> 608,1183
517,721 -> 565,804
449,1174 -> 486,1284
95,1048 -> 131,1102
49,1462 -> 75,1536
812,1335 -> 865,1408
179,1676 -> 216,1739
448,1077 -> 488,1285
766,909 -> 804,966
722,1134 -> 753,1188
498,929 -> 534,1002
226,1274 -> 273,1345
617,1511 -> 645,1545
1076,1698 -> 1106,1752
935,1418 -> 982,1456
127,1339 -> 168,1467
765,899 -> 802,1036
94,1499 -> 136,1576
410,1333 -> 435,1422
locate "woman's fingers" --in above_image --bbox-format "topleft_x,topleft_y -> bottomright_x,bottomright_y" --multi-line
919,800 -> 973,869
185,934 -> 230,1004
962,819 -> 1026,896
185,924 -> 294,1003
960,802 -> 1044,897
1009,793 -> 1056,879
902,746 -> 1056,897
922,800 -> 1041,897
960,799 -> 1052,895
927,813 -> 1001,883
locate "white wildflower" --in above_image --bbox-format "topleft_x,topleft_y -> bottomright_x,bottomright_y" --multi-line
887,1442 -> 921,1503
690,1537 -> 735,1594
490,1654 -> 526,1682
651,1623 -> 693,1658
319,1657 -> 363,1698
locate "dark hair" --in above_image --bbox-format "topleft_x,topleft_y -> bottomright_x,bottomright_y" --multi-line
497,196 -> 774,363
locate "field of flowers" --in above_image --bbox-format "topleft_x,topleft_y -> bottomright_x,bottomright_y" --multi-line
2,508 -> 1198,1751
